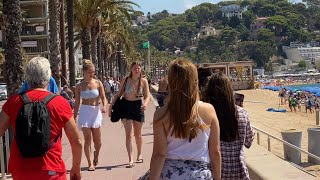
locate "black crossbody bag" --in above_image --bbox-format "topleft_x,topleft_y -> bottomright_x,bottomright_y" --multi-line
111,77 -> 128,122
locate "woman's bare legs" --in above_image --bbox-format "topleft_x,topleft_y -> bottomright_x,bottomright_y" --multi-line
91,127 -> 102,166
133,121 -> 143,161
82,128 -> 94,169
122,119 -> 134,165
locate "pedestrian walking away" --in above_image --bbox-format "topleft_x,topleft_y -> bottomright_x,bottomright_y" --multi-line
0,57 -> 82,180
203,72 -> 254,180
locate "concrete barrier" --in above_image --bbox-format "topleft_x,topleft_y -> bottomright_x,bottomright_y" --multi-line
281,129 -> 302,164
245,143 -> 317,180
308,127 -> 320,164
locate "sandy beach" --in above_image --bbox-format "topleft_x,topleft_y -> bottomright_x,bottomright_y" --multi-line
238,89 -> 320,176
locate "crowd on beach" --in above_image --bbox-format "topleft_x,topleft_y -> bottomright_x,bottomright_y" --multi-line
278,87 -> 320,113
0,56 -> 255,180
257,76 -> 319,88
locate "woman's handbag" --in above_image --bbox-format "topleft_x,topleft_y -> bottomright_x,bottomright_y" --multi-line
110,77 -> 128,122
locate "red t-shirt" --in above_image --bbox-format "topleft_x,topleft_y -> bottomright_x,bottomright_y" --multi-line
2,90 -> 73,173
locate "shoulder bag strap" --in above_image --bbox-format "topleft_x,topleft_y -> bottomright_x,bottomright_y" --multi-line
119,77 -> 128,97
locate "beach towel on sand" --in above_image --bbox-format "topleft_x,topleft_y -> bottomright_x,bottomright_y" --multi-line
266,108 -> 286,112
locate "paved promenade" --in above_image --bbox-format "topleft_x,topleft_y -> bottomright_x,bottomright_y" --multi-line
62,102 -> 156,180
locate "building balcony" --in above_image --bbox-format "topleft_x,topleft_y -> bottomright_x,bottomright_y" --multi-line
21,38 -> 48,54
24,16 -> 48,23
21,25 -> 48,37
20,0 -> 47,5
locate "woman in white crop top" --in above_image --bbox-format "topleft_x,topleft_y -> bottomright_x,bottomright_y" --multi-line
74,59 -> 107,171
140,58 -> 221,180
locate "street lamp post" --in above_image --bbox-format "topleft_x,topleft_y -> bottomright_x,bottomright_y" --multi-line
116,43 -> 122,79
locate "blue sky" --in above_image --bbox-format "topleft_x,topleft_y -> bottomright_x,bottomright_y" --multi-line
132,0 -> 222,14
132,0 -> 303,15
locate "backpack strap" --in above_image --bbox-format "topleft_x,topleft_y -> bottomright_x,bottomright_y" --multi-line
48,131 -> 62,150
42,93 -> 57,105
19,92 -> 31,104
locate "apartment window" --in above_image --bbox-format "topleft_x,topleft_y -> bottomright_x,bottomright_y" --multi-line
79,58 -> 82,65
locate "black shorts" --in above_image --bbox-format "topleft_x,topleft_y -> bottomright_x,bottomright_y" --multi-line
122,99 -> 144,122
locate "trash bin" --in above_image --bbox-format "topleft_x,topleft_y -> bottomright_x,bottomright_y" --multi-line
308,127 -> 320,164
281,129 -> 302,164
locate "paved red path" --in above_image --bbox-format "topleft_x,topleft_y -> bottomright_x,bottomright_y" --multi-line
62,102 -> 156,180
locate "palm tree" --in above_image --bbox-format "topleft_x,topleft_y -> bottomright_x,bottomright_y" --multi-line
74,0 -> 138,63
49,0 -> 61,87
67,0 -> 76,86
74,0 -> 95,59
3,0 -> 24,96
60,0 -> 67,86
101,21 -> 136,77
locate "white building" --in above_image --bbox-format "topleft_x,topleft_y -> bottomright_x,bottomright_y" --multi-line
66,41 -> 83,79
198,26 -> 217,38
283,46 -> 320,63
221,4 -> 243,19
136,16 -> 149,26
298,47 -> 320,62
253,68 -> 265,76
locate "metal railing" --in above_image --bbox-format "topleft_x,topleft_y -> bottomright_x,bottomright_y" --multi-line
0,130 -> 10,180
253,126 -> 320,177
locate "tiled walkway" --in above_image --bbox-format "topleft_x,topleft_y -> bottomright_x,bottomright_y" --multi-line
62,102 -> 156,180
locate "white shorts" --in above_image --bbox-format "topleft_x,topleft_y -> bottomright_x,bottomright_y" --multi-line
78,104 -> 103,129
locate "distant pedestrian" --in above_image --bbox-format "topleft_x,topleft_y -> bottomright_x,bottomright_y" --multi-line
61,85 -> 75,109
74,59 -> 107,171
103,76 -> 113,103
197,67 -> 213,100
113,78 -> 120,94
203,72 -> 254,180
20,76 -> 59,94
305,96 -> 314,114
109,62 -> 150,168
0,57 -> 82,180
156,75 -> 168,107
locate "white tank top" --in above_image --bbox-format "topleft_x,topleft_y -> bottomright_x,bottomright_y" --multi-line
166,101 -> 211,163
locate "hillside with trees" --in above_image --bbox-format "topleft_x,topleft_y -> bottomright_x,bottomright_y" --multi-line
133,0 -> 320,69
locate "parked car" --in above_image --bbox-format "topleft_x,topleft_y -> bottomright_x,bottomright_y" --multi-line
0,84 -> 7,100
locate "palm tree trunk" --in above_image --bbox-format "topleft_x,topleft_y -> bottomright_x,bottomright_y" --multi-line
67,0 -> 75,86
110,53 -> 115,77
91,25 -> 98,68
3,0 -> 24,96
60,0 -> 67,86
3,0 -> 25,146
49,0 -> 61,88
81,27 -> 90,59
101,48 -> 105,78
97,36 -> 102,79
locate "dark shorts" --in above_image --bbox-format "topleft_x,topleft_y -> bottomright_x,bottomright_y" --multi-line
122,99 -> 144,122
157,92 -> 168,107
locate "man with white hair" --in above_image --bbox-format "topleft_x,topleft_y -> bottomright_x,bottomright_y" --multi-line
0,57 -> 82,180
19,58 -> 59,93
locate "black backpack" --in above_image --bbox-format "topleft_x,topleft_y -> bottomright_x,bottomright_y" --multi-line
15,92 -> 60,158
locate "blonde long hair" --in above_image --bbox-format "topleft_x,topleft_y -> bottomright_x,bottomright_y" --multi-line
166,58 -> 205,140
